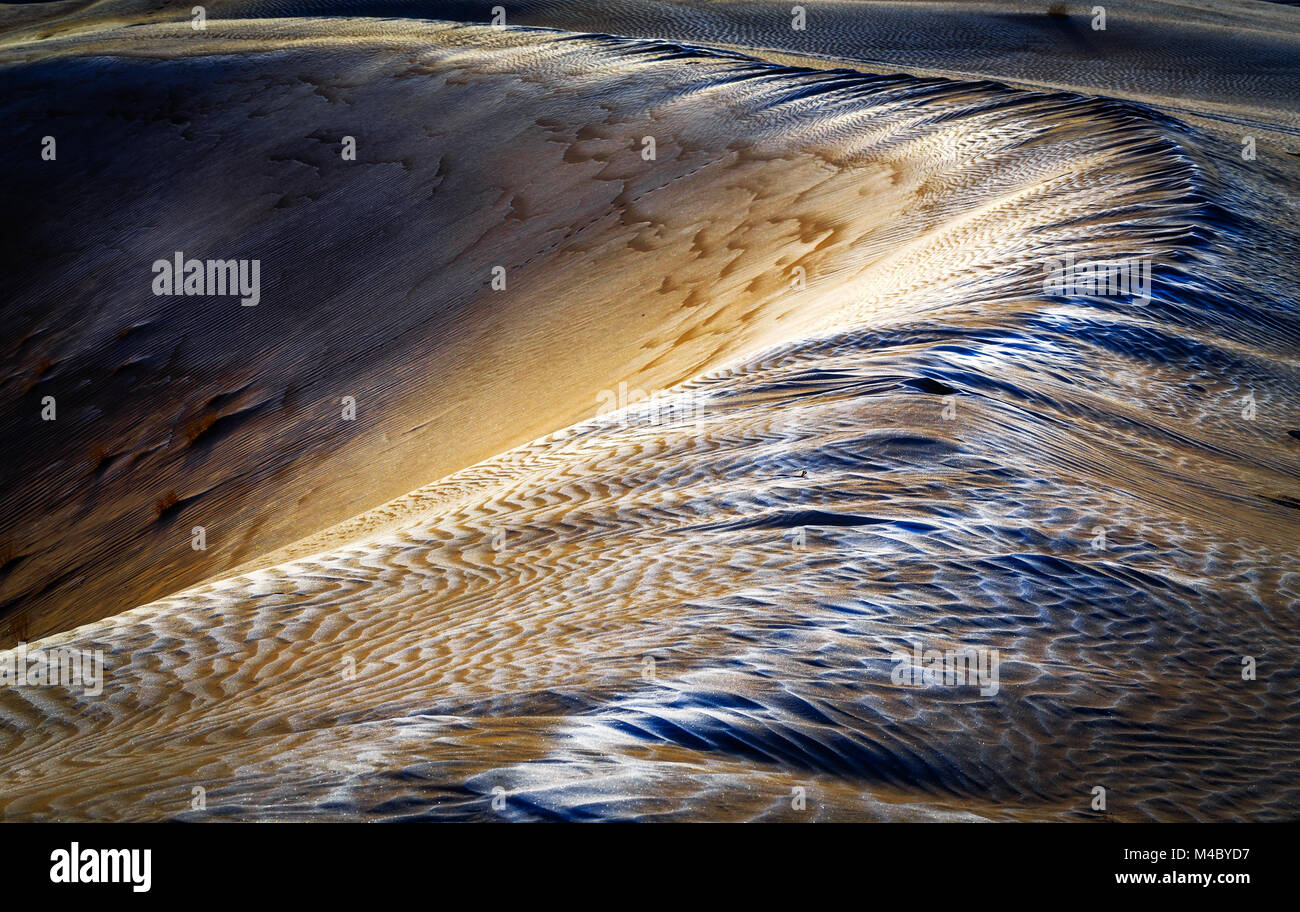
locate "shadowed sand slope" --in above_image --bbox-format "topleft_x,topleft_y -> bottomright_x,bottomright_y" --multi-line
1,21 -> 1050,639
0,6 -> 1298,821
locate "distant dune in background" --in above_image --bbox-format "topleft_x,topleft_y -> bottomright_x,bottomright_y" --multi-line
0,1 -> 1297,821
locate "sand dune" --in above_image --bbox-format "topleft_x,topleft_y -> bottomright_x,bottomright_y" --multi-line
0,2 -> 1297,820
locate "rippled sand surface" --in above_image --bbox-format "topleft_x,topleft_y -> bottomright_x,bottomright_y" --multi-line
1,2 -> 1298,821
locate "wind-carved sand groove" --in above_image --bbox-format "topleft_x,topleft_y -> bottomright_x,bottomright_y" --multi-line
1,14 -> 1298,820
